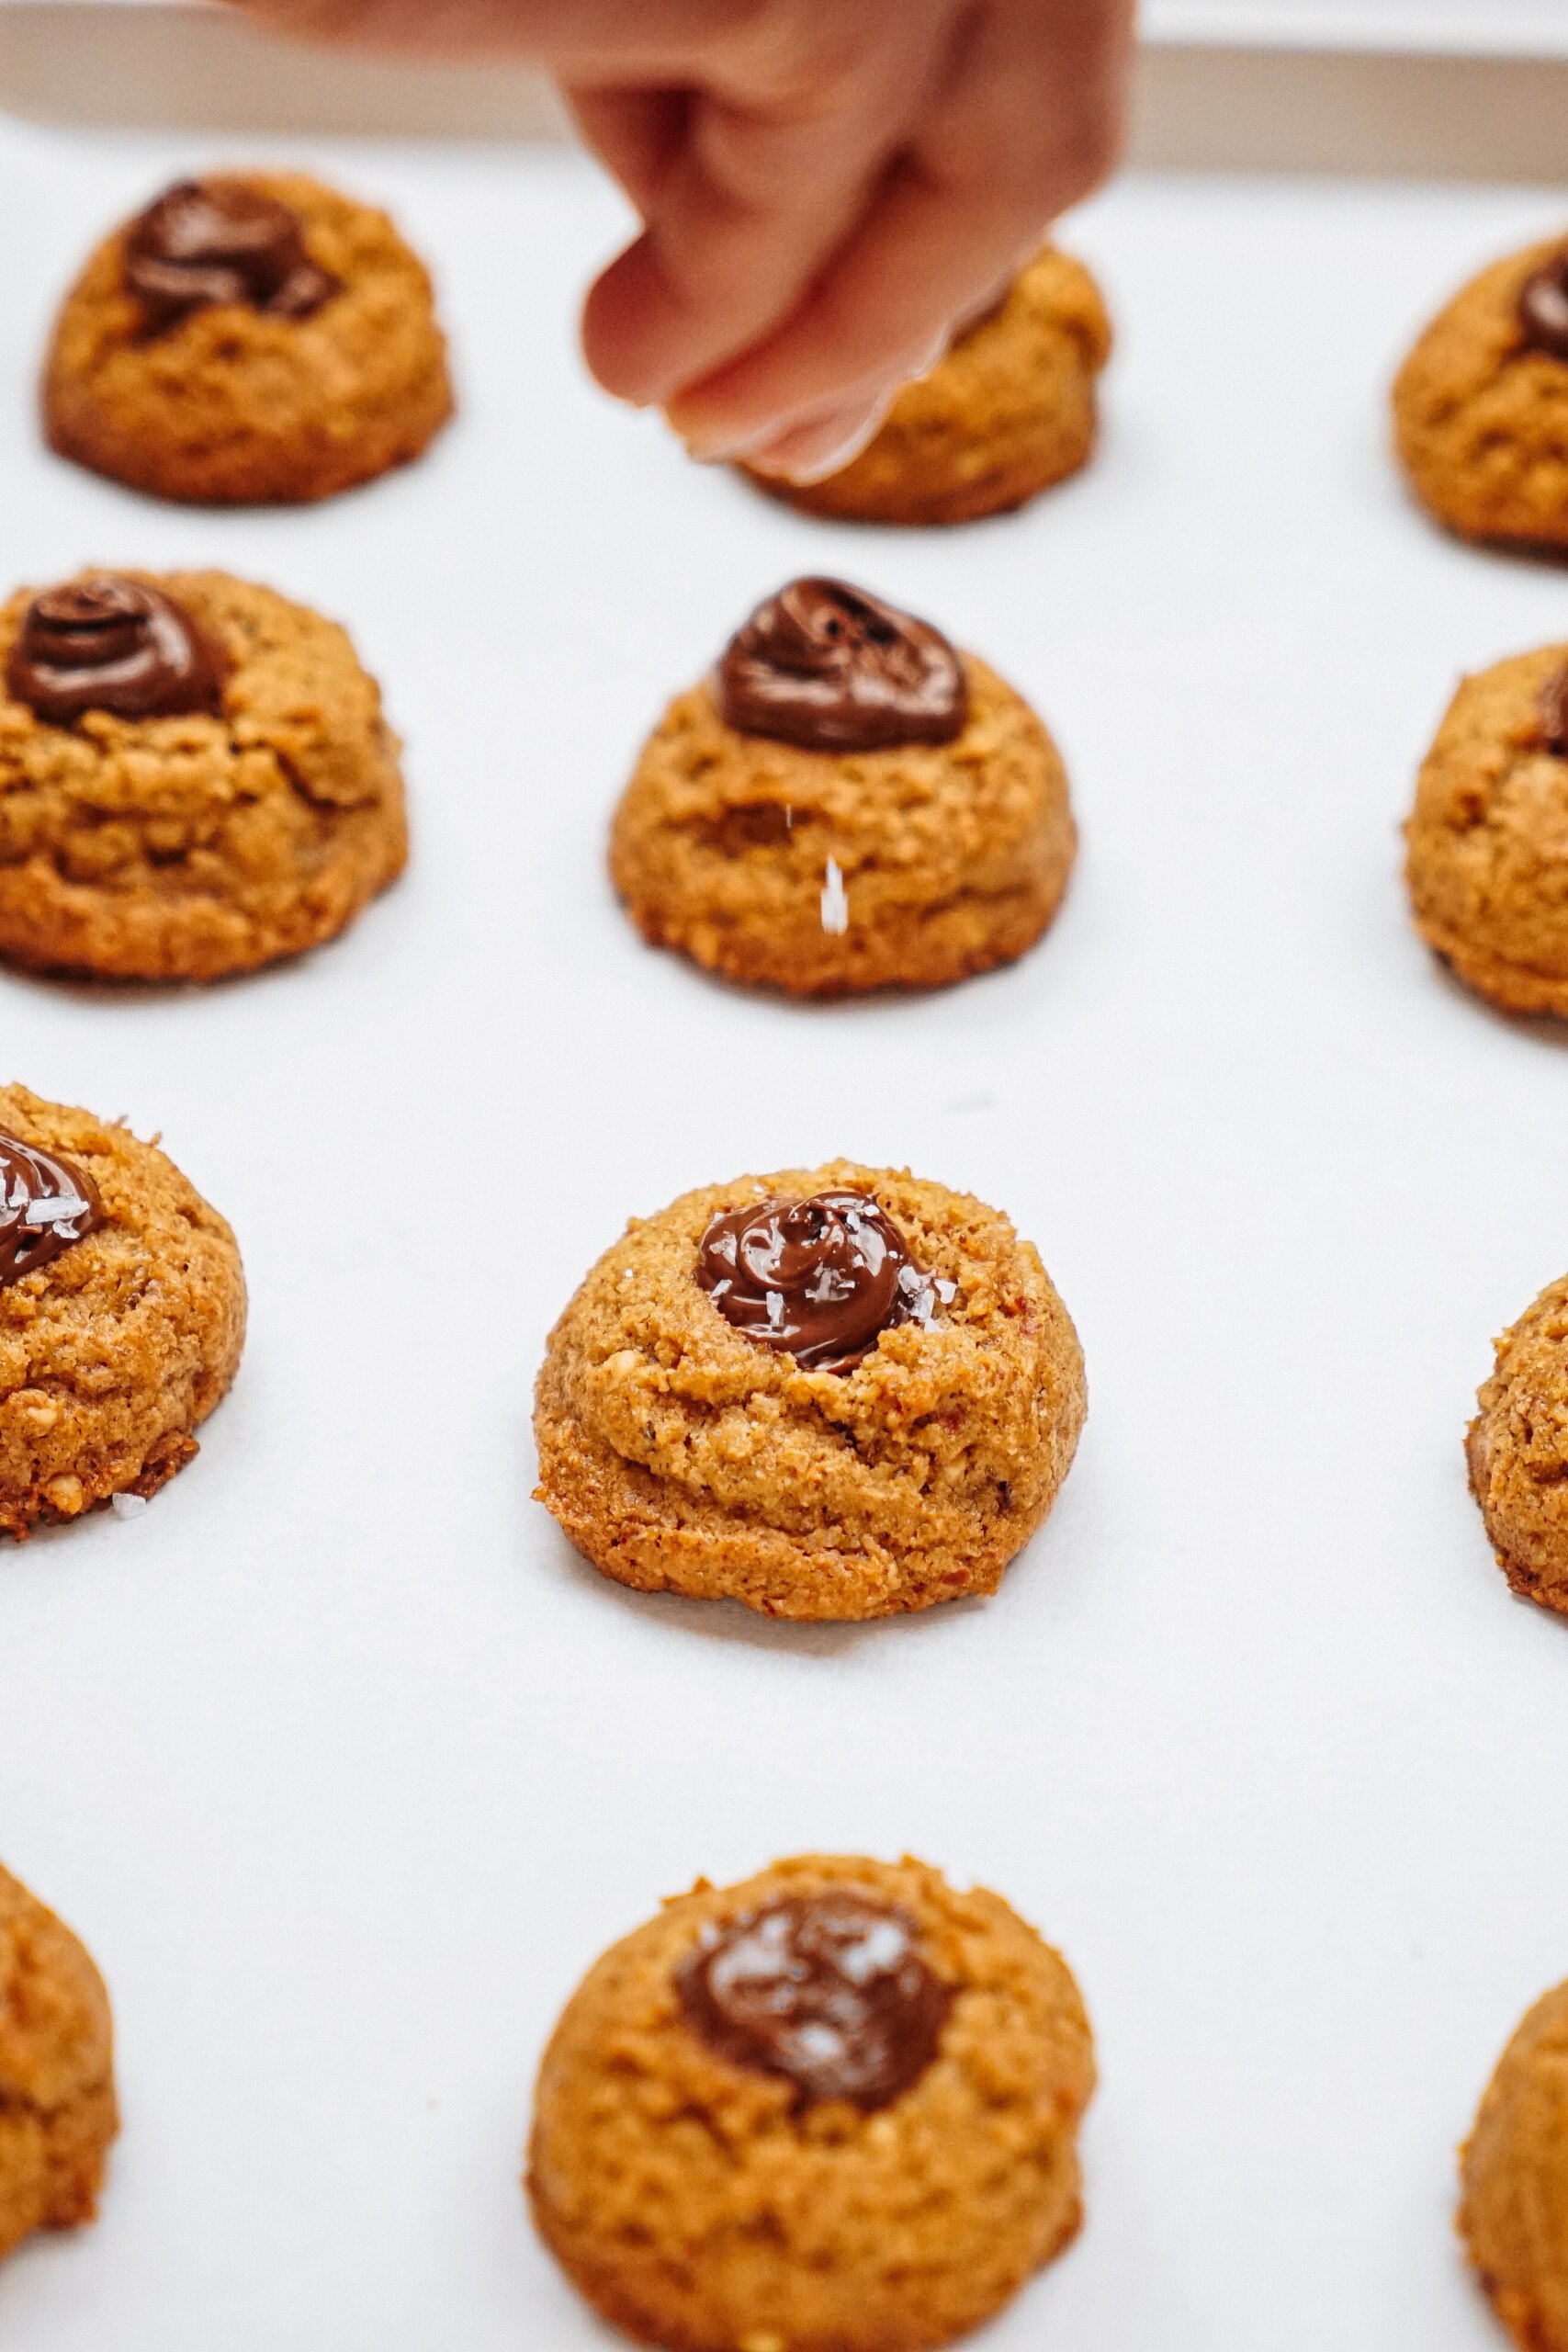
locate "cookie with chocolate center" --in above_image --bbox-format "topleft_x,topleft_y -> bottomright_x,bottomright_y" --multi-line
0,568 -> 406,981
1393,237 -> 1568,548
526,1853 -> 1095,2352
0,1083 -> 245,1536
1467,1268 -> 1568,1615
0,1863 -> 117,2264
740,247 -> 1111,526
43,171 -> 453,506
1404,642 -> 1568,1018
610,578 -> 1077,998
1460,1977 -> 1568,2349
533,1161 -> 1086,1620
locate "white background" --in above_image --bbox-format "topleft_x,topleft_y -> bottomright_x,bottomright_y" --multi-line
2,117 -> 1568,2352
1145,0 -> 1568,55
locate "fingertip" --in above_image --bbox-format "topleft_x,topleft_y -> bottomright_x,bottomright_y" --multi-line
739,388 -> 897,485
580,239 -> 685,410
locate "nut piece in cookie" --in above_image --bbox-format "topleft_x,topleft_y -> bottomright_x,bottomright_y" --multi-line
1460,1978 -> 1568,2350
527,1853 -> 1095,2352
740,248 -> 1111,526
43,171 -> 453,506
0,1862 -> 118,2263
610,579 -> 1077,997
533,1161 -> 1086,1621
0,1083 -> 245,1537
1467,1270 -> 1568,1614
1404,643 -> 1568,1018
0,568 -> 407,982
1393,238 -> 1568,548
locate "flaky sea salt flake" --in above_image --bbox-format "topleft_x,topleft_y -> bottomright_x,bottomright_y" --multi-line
820,858 -> 849,935
24,1194 -> 90,1227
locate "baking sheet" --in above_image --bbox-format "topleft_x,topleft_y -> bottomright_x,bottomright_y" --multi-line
3,113 -> 1568,2352
1146,0 -> 1568,53
9,11 -> 1568,187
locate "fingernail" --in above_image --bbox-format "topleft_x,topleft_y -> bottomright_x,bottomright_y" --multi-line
908,326 -> 953,380
745,391 -> 897,486
676,417 -> 784,465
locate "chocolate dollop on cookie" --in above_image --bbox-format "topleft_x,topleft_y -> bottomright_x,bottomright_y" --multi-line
675,1891 -> 953,2110
6,575 -> 228,726
718,578 -> 969,753
1542,665 -> 1568,756
124,178 -> 338,332
1519,251 -> 1568,361
696,1190 -> 936,1373
0,1132 -> 101,1288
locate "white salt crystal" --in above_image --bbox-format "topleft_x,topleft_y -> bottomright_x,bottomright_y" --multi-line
820,858 -> 849,934
24,1194 -> 90,1227
110,1492 -> 148,1520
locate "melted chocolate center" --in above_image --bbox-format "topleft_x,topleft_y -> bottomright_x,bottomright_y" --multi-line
695,1190 -> 934,1374
6,575 -> 228,726
717,578 -> 968,754
124,178 -> 338,332
0,1132 -> 102,1289
1543,665 -> 1568,755
676,1891 -> 953,2111
1520,251 -> 1568,361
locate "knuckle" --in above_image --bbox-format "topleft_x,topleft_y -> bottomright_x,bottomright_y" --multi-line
730,0 -> 917,107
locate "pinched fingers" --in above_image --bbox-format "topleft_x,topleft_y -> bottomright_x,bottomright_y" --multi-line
220,0 -> 1133,481
577,4 -> 956,418
665,0 -> 1133,472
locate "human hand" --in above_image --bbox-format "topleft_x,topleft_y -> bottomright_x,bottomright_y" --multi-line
225,0 -> 1134,481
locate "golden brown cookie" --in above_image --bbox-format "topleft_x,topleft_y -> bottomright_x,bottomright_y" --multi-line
1467,1270 -> 1568,1614
0,1862 -> 117,2264
1393,238 -> 1568,549
527,1852 -> 1095,2352
610,579 -> 1076,998
742,249 -> 1111,526
0,1083 -> 245,1537
534,1161 -> 1086,1622
0,568 -> 407,982
1459,1978 -> 1568,2349
1404,643 -> 1568,1018
44,172 -> 453,506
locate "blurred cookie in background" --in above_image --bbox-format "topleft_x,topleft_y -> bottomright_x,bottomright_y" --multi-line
1395,236 -> 1568,549
44,172 -> 453,505
0,1861 -> 117,2263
